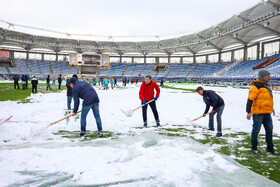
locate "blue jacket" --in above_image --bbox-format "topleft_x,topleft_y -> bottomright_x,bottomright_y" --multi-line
203,90 -> 224,114
72,81 -> 100,113
103,79 -> 109,87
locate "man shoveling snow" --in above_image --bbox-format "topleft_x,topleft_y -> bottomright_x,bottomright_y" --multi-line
69,77 -> 103,137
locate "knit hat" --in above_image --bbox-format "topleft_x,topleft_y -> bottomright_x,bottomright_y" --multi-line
69,77 -> 77,85
258,70 -> 270,79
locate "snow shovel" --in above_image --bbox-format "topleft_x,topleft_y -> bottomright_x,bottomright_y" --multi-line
50,110 -> 81,126
121,99 -> 155,117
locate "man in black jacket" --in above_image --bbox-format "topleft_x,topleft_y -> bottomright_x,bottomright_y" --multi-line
196,86 -> 225,137
25,75 -> 29,89
58,74 -> 62,90
31,76 -> 38,94
66,74 -> 77,110
13,74 -> 19,89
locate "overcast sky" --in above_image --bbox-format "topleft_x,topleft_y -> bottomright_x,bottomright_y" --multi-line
0,0 -> 261,41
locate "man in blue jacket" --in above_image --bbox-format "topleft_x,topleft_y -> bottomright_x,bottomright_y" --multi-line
69,77 -> 103,137
196,86 -> 225,137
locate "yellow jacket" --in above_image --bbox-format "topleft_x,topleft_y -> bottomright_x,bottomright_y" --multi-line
247,79 -> 273,114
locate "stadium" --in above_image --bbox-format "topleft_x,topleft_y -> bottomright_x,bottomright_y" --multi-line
1,0 -> 280,186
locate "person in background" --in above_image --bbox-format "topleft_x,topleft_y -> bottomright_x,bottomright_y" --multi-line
66,75 -> 76,110
13,74 -> 19,89
31,76 -> 38,94
69,77 -> 103,137
21,75 -> 26,90
92,78 -> 97,86
114,78 -> 118,87
160,79 -> 164,87
139,75 -> 160,127
25,75 -> 29,89
246,70 -> 278,155
196,86 -> 225,137
46,75 -> 52,90
52,76 -> 56,86
103,78 -> 109,90
110,78 -> 114,89
58,74 -> 62,90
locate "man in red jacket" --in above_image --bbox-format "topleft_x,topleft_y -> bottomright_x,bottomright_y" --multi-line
139,75 -> 160,127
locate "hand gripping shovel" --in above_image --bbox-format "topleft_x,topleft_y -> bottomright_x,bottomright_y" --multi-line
121,99 -> 155,117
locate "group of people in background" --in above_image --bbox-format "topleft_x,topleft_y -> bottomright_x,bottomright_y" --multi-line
13,74 -> 29,90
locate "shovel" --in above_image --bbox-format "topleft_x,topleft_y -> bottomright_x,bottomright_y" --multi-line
186,111 -> 213,125
50,110 -> 81,126
121,99 -> 155,117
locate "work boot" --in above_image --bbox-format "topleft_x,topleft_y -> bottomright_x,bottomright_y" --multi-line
96,131 -> 103,137
79,131 -> 86,137
208,128 -> 214,131
143,121 -> 147,128
266,146 -> 278,155
251,147 -> 258,154
156,120 -> 160,127
216,132 -> 222,137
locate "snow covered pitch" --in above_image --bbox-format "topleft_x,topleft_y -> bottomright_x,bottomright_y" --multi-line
0,83 -> 279,186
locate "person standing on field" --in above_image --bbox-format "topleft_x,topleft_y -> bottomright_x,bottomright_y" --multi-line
246,70 -> 278,155
139,75 -> 160,127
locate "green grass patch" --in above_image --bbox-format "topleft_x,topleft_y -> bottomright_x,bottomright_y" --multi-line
165,83 -> 198,86
156,125 -> 280,184
0,83 -> 66,102
53,130 -> 120,141
162,85 -> 197,93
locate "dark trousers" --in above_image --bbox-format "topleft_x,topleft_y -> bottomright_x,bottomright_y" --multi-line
142,101 -> 159,123
209,104 -> 224,132
58,83 -> 61,90
22,83 -> 26,90
251,114 -> 273,149
14,82 -> 19,89
32,85 -> 37,93
26,82 -> 28,89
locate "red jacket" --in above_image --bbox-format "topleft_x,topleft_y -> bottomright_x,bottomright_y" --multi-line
139,80 -> 160,101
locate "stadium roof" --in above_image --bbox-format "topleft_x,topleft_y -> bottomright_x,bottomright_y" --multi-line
0,0 -> 280,56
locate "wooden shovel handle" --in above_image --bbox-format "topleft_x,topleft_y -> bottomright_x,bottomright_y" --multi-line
50,110 -> 81,125
132,99 -> 155,112
192,111 -> 212,121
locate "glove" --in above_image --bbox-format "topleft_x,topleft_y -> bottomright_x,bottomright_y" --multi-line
142,100 -> 146,104
154,97 -> 158,101
211,110 -> 215,113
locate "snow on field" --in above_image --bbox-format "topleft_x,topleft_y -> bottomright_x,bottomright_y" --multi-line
0,84 -> 279,186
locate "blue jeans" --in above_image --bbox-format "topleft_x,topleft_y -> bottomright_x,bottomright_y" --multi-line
251,114 -> 273,148
209,104 -> 224,132
81,103 -> 102,132
67,96 -> 72,110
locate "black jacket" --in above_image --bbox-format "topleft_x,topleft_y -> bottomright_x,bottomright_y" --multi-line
72,81 -> 99,113
13,76 -> 19,83
203,90 -> 224,114
66,79 -> 73,96
31,78 -> 38,86
58,77 -> 62,84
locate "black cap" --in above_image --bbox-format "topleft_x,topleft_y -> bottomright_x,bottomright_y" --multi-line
72,74 -> 78,79
69,77 -> 77,85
